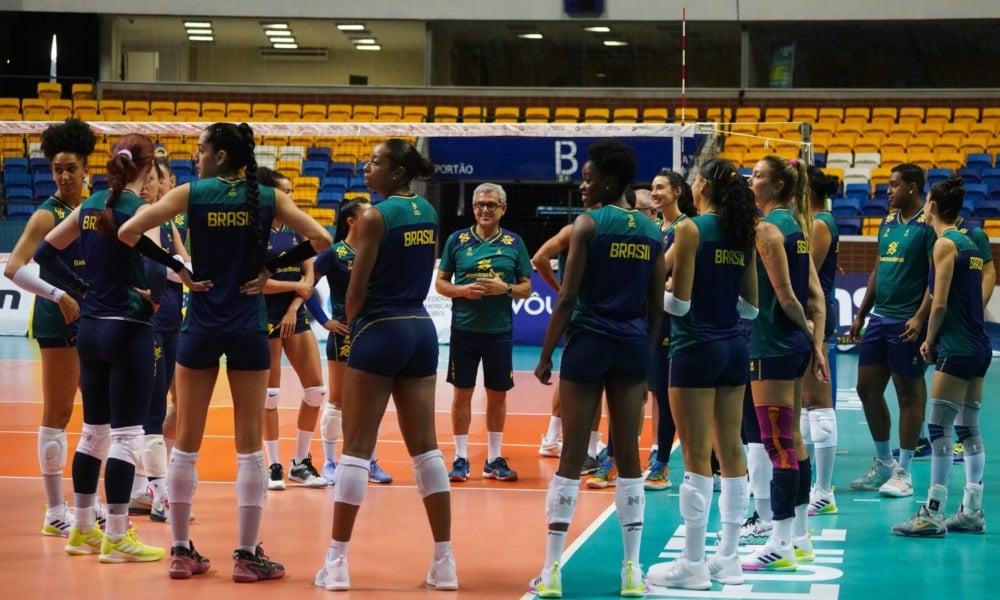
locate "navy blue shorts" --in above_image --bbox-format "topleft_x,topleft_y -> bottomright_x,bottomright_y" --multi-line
670,337 -> 749,388
749,349 -> 812,381
36,333 -> 77,349
560,330 -> 648,384
349,316 -> 438,378
76,317 -> 154,428
447,329 -> 514,391
177,331 -> 271,371
267,306 -> 312,340
858,314 -> 927,378
325,332 -> 351,362
936,353 -> 991,380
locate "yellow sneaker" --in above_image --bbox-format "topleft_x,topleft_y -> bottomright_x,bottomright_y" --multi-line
65,526 -> 106,555
43,503 -> 73,537
99,527 -> 166,563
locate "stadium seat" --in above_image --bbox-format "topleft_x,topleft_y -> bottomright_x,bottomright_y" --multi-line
433,105 -> 459,123
914,121 -> 944,137
37,82 -> 62,101
832,196 -> 862,216
935,153 -> 965,171
47,100 -> 72,120
124,101 -> 150,121
326,161 -> 354,178
764,107 -> 791,123
150,101 -> 175,120
305,206 -> 336,227
870,167 -> 894,187
844,182 -> 871,202
965,183 -> 989,207
791,107 -> 817,124
251,103 -> 277,120
462,106 -> 485,122
402,106 -> 428,122
0,98 -> 19,120
853,152 -> 881,170
305,147 -> 332,162
70,99 -> 97,120
843,107 -> 870,122
301,160 -> 329,178
981,168 -> 1000,188
836,119 -> 865,137
301,104 -> 327,121
925,107 -> 951,126
317,191 -> 342,207
28,158 -> 49,176
953,107 -> 979,126
955,167 -> 982,184
973,200 -> 1000,218
967,153 -> 994,171
986,219 -> 1000,238
71,83 -> 93,101
6,201 -> 36,221
274,103 -> 302,121
908,135 -> 935,155
523,107 -> 550,123
968,120 -> 996,138
200,102 -> 226,120
325,104 -> 351,122
612,107 -> 638,123
676,107 -> 699,122
493,106 -> 520,123
226,103 -> 251,121
817,107 -> 844,122
811,119 -> 838,137
554,106 -> 582,122
908,152 -> 935,170
825,152 -> 853,170
34,180 -> 57,201
581,107 -> 609,123
941,121 -> 969,137
174,101 -> 201,120
843,167 -> 872,185
641,108 -> 669,123
707,107 -> 733,126
21,99 -> 47,120
861,198 -> 889,217
835,217 -> 862,235
734,107 -> 761,123
277,145 -> 305,162
352,105 -> 378,122
871,106 -> 897,123
376,105 -> 404,122
826,135 -> 856,155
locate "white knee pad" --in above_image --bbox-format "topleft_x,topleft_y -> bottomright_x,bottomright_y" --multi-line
321,404 -> 343,443
76,423 -> 111,461
679,475 -> 711,528
412,449 -> 450,498
303,386 -> 328,408
168,449 -> 199,504
236,451 -> 267,508
614,477 -> 645,526
719,476 -> 749,525
800,408 -> 812,446
265,387 -> 281,410
140,434 -> 168,478
746,442 -> 772,500
38,426 -> 67,475
545,474 -> 580,525
107,425 -> 144,467
809,408 -> 838,449
334,455 -> 370,506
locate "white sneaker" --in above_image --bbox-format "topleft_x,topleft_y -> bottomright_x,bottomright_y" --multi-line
42,503 -> 73,537
850,457 -> 895,491
527,562 -> 561,598
792,534 -> 815,563
707,553 -> 743,585
538,435 -> 562,458
620,560 -> 648,597
426,553 -> 458,590
741,540 -> 797,571
738,512 -> 773,544
647,555 -> 710,590
808,487 -> 839,515
878,466 -> 913,498
314,553 -> 350,591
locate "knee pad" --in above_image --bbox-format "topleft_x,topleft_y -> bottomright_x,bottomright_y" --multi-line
545,474 -> 579,525
76,423 -> 111,461
800,408 -> 812,446
809,408 -> 838,449
168,449 -> 199,504
107,425 -> 144,467
236,451 -> 267,508
679,475 -> 711,527
303,386 -> 327,408
140,434 -> 168,479
38,426 -> 67,475
718,476 -> 749,525
265,387 -> 281,410
957,401 -> 983,456
321,404 -> 343,443
412,449 -> 450,498
755,405 -> 798,469
746,442 -> 772,500
334,455 -> 370,506
615,477 -> 645,527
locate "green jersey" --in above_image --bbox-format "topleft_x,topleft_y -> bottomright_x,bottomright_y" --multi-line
873,208 -> 936,320
31,197 -> 85,339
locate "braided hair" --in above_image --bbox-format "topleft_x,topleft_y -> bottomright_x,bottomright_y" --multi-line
98,134 -> 154,237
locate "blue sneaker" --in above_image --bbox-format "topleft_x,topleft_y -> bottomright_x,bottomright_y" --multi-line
449,457 -> 470,482
891,437 -> 931,459
368,459 -> 393,484
322,459 -> 337,485
483,457 -> 518,481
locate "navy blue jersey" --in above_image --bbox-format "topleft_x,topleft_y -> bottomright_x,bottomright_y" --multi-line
155,216 -> 186,332
931,230 -> 990,358
813,211 -> 839,305
314,241 -> 355,322
31,197 -> 86,338
751,208 -> 811,358
264,225 -> 305,317
183,177 -> 276,335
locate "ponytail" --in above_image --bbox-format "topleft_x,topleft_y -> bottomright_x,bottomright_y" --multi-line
99,135 -> 154,237
699,158 -> 756,250
238,123 -> 266,276
760,155 -> 811,240
791,159 -> 811,241
658,169 -> 697,218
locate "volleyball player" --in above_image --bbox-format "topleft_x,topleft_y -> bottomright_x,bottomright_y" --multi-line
848,163 -> 934,498
118,122 -> 332,582
313,139 -> 457,591
893,176 -> 990,537
4,118 -> 94,537
529,139 -> 665,598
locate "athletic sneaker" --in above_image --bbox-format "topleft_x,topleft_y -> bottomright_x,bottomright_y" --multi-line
647,448 -> 657,470
891,505 -> 946,537
314,553 -> 350,590
268,463 -> 286,491
95,502 -> 108,531
647,555 -> 709,590
426,554 -> 459,590
289,455 -> 328,488
539,435 -> 562,458
65,526 -> 105,555
580,454 -> 601,476
449,457 -> 470,482
849,457 -> 895,491
792,534 -> 815,563
878,466 -> 913,497
644,460 -> 671,491
169,541 -> 211,579
150,499 -> 195,523
808,487 -> 838,515
232,544 -> 285,583
738,511 -> 773,544
99,527 -> 166,563
620,560 -> 649,597
483,457 -> 518,481
891,437 -> 931,459
741,540 -> 797,571
369,459 -> 394,484
586,459 -> 618,489
129,490 -> 153,515
945,507 -> 985,534
527,562 -> 562,599
953,442 -> 965,464
42,503 -> 72,537
707,553 -> 743,585
321,459 -> 337,485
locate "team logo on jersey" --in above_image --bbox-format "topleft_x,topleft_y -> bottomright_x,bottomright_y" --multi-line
336,245 -> 349,258
411,201 -> 421,216
917,213 -> 927,223
887,241 -> 899,255
501,234 -> 514,245
458,232 -> 471,244
886,212 -> 896,224
54,205 -> 65,219
477,258 -> 492,271
627,213 -> 636,228
174,214 -> 186,227
466,246 -> 474,256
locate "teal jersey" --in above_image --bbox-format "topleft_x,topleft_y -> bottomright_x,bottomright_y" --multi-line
931,230 -> 990,358
657,213 -> 690,350
813,211 -> 840,304
751,209 -> 811,358
958,219 -> 993,268
313,241 -> 356,322
438,226 -> 532,333
569,205 -> 663,342
873,208 -> 936,319
31,197 -> 86,339
356,194 -> 439,329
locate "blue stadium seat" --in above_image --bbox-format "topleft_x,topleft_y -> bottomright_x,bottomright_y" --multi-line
305,146 -> 332,162
169,159 -> 194,178
926,168 -> 951,186
348,178 -> 369,194
832,196 -> 862,216
6,201 -> 36,221
28,158 -> 49,176
90,174 -> 109,192
320,176 -> 349,196
812,153 -> 826,168
973,200 -> 1000,219
34,181 -> 57,201
844,183 -> 871,202
956,167 -> 982,184
966,153 -> 993,171
316,191 -> 342,207
32,171 -> 54,185
982,168 -> 1000,189
989,183 -> 1000,202
862,198 -> 888,217
835,217 -> 862,235
326,161 -> 354,178
961,218 -> 983,231
302,160 -> 329,178
2,158 -> 29,176
964,183 -> 989,207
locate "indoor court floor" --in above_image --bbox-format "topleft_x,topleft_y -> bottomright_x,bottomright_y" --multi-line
0,337 -> 995,599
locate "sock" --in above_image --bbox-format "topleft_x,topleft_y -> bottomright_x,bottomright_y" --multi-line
588,431 -> 601,457
434,540 -> 453,561
874,440 -> 892,464
328,539 -> 349,561
454,435 -> 468,459
236,451 -> 267,551
545,417 -> 562,442
264,439 -> 280,466
963,483 -> 984,511
718,476 -> 749,557
105,503 -> 129,541
167,449 -> 198,548
615,477 -> 645,565
295,429 -> 313,462
545,528 -> 567,568
487,432 -> 503,462
772,517 -> 793,548
793,504 -> 809,539
898,449 -> 915,472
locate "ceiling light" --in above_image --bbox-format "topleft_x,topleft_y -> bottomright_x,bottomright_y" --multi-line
584,26 -> 611,32
356,44 -> 381,51
351,38 -> 377,45
186,29 -> 213,35
184,21 -> 211,28
261,23 -> 289,30
270,37 -> 297,44
188,36 -> 214,42
603,40 -> 628,47
264,29 -> 290,36
273,43 -> 299,49
518,33 -> 544,40
337,23 -> 365,31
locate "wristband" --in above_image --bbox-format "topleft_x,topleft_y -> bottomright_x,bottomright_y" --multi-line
736,295 -> 759,320
663,290 -> 691,317
11,264 -> 66,302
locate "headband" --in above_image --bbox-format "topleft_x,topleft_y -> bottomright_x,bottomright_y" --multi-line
116,149 -> 133,160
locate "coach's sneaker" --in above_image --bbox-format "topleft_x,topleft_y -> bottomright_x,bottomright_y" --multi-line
267,463 -> 286,491
232,544 -> 285,582
169,541 -> 211,579
580,454 -> 601,475
321,459 -> 337,485
527,562 -> 562,599
644,461 -> 671,491
43,503 -> 73,537
953,442 -> 965,463
620,560 -> 649,597
808,487 -> 838,515
945,507 -> 986,534
891,505 -> 946,537
426,553 -> 459,590
792,534 -> 815,563
879,466 -> 913,498
648,555 -> 709,590
99,527 -> 166,563
738,511 -> 773,544
586,459 -> 618,489
289,455 -> 328,488
849,457 -> 895,491
314,551 -> 349,591
483,456 -> 518,481
369,459 -> 394,484
539,435 -> 562,458
741,540 -> 797,571
891,437 -> 931,459
707,553 -> 743,585
65,526 -> 105,555
449,457 -> 470,482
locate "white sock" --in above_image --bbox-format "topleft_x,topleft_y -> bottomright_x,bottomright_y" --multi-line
588,431 -> 601,457
454,435 -> 469,459
264,439 -> 280,466
328,539 -> 349,561
487,432 -> 503,462
545,417 -> 562,442
295,429 -> 313,462
434,540 -> 452,561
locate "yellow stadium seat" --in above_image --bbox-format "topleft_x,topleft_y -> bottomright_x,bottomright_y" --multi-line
175,101 -> 201,120
150,101 -> 175,120
96,100 -> 122,120
707,106 -> 733,123
403,106 -> 428,122
433,106 -> 459,123
724,136 -> 753,153
898,106 -> 924,126
969,121 -> 996,138
863,217 -> 882,236
301,104 -> 327,121
612,107 -> 638,123
717,149 -> 744,165
581,107 -> 607,123
674,107 -> 698,122
642,107 -> 668,123
352,105 -> 377,122
985,136 -> 1000,156
276,103 -> 302,121
908,152 -> 935,169
862,120 -> 891,138
375,105 -> 403,122
812,119 -> 838,137
0,97 -> 19,113
853,136 -> 882,155
925,107 -> 951,126
71,99 -> 97,121
524,107 -> 551,123
871,106 -> 898,123
262,135 -> 289,147
252,103 -> 277,121
555,107 -> 582,122
809,132 -> 831,154
71,83 -> 93,101
764,107 -> 791,123
734,106 -> 761,123
343,191 -> 370,202
791,107 -> 817,123
879,152 -> 908,169
817,107 -> 844,122
200,102 -> 226,121
306,207 -> 336,227
275,159 -> 302,176
47,99 -> 72,120
226,103 -> 251,121
125,101 -> 150,121
37,82 -> 62,101
935,152 -> 964,170
935,135 -> 962,154
881,135 -> 910,155
907,135 -> 934,154
915,121 -> 943,137
952,107 -> 979,126
756,123 -> 784,139
462,106 -> 485,122
940,121 -> 968,137
870,167 -> 893,186
843,107 -> 870,122
493,106 -> 520,123
837,119 -> 865,137
826,134 -> 857,154
21,99 -> 46,120
960,135 -> 990,155
156,133 -> 183,146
